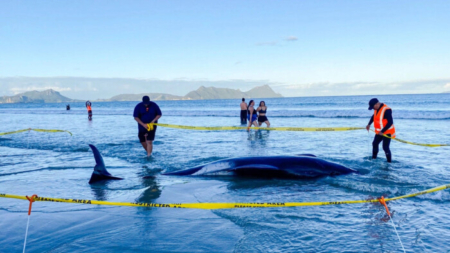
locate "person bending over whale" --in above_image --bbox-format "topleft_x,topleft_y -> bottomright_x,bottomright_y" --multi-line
257,101 -> 270,127
134,96 -> 162,157
247,100 -> 258,130
366,98 -> 395,163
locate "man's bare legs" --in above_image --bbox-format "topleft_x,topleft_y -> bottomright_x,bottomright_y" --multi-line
146,141 -> 153,157
140,141 -> 147,150
140,141 -> 153,157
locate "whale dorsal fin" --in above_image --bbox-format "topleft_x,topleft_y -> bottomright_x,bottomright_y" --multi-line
88,144 -> 123,184
89,144 -> 111,176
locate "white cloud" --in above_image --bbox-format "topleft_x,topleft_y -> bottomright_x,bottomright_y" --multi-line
352,83 -> 378,89
285,36 -> 298,41
276,79 -> 450,96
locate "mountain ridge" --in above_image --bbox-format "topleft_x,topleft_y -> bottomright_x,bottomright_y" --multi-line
0,89 -> 80,104
0,85 -> 282,104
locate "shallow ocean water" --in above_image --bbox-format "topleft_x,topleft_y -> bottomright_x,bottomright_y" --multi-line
0,94 -> 449,252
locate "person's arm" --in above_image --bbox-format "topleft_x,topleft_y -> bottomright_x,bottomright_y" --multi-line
151,115 -> 161,123
151,105 -> 162,123
133,105 -> 148,129
366,115 -> 374,131
134,117 -> 148,129
380,109 -> 393,133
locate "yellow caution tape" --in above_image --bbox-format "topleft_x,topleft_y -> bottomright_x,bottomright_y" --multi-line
1,184 -> 448,209
149,123 -> 449,147
0,128 -> 72,136
369,130 -> 449,147
151,123 -> 364,132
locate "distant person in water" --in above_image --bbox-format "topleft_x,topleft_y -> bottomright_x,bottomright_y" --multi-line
240,98 -> 247,124
257,101 -> 270,127
86,101 -> 92,120
134,96 -> 162,157
366,98 -> 395,163
247,100 -> 258,130
66,104 -> 70,110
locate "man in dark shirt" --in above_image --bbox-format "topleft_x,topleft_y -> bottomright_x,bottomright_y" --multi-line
134,96 -> 162,157
366,98 -> 395,163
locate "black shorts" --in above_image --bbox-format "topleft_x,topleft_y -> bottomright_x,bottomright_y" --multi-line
138,126 -> 157,142
258,116 -> 268,122
240,110 -> 247,118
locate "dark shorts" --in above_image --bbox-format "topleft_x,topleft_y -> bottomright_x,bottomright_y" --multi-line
138,126 -> 157,142
258,116 -> 268,122
240,110 -> 247,119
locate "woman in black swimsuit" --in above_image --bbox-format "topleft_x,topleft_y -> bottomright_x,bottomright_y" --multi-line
257,101 -> 270,127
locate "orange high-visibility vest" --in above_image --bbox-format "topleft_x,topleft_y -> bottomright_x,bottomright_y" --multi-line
373,104 -> 395,138
87,105 -> 92,111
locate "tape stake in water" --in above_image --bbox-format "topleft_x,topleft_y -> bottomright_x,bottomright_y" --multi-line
23,194 -> 38,253
378,196 -> 406,253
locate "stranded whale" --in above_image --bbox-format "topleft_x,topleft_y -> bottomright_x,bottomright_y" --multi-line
87,145 -> 356,182
163,155 -> 357,178
88,144 -> 123,184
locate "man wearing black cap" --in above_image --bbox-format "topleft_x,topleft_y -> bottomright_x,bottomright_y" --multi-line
134,96 -> 162,157
366,98 -> 396,163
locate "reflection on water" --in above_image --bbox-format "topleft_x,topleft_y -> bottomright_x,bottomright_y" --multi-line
137,177 -> 161,203
90,183 -> 109,201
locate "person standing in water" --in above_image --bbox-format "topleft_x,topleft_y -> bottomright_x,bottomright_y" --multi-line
134,96 -> 162,157
86,101 -> 92,120
247,100 -> 259,130
240,98 -> 247,124
366,98 -> 395,163
257,101 -> 270,127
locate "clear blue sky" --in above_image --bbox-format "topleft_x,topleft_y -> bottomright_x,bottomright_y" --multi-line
1,0 -> 449,98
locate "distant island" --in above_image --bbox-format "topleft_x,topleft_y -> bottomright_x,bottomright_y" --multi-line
0,85 -> 282,104
0,89 -> 80,104
99,85 -> 282,102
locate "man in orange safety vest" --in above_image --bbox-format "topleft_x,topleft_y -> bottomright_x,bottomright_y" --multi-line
366,98 -> 395,163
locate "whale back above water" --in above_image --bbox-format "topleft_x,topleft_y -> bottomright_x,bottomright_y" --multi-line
163,155 -> 357,178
